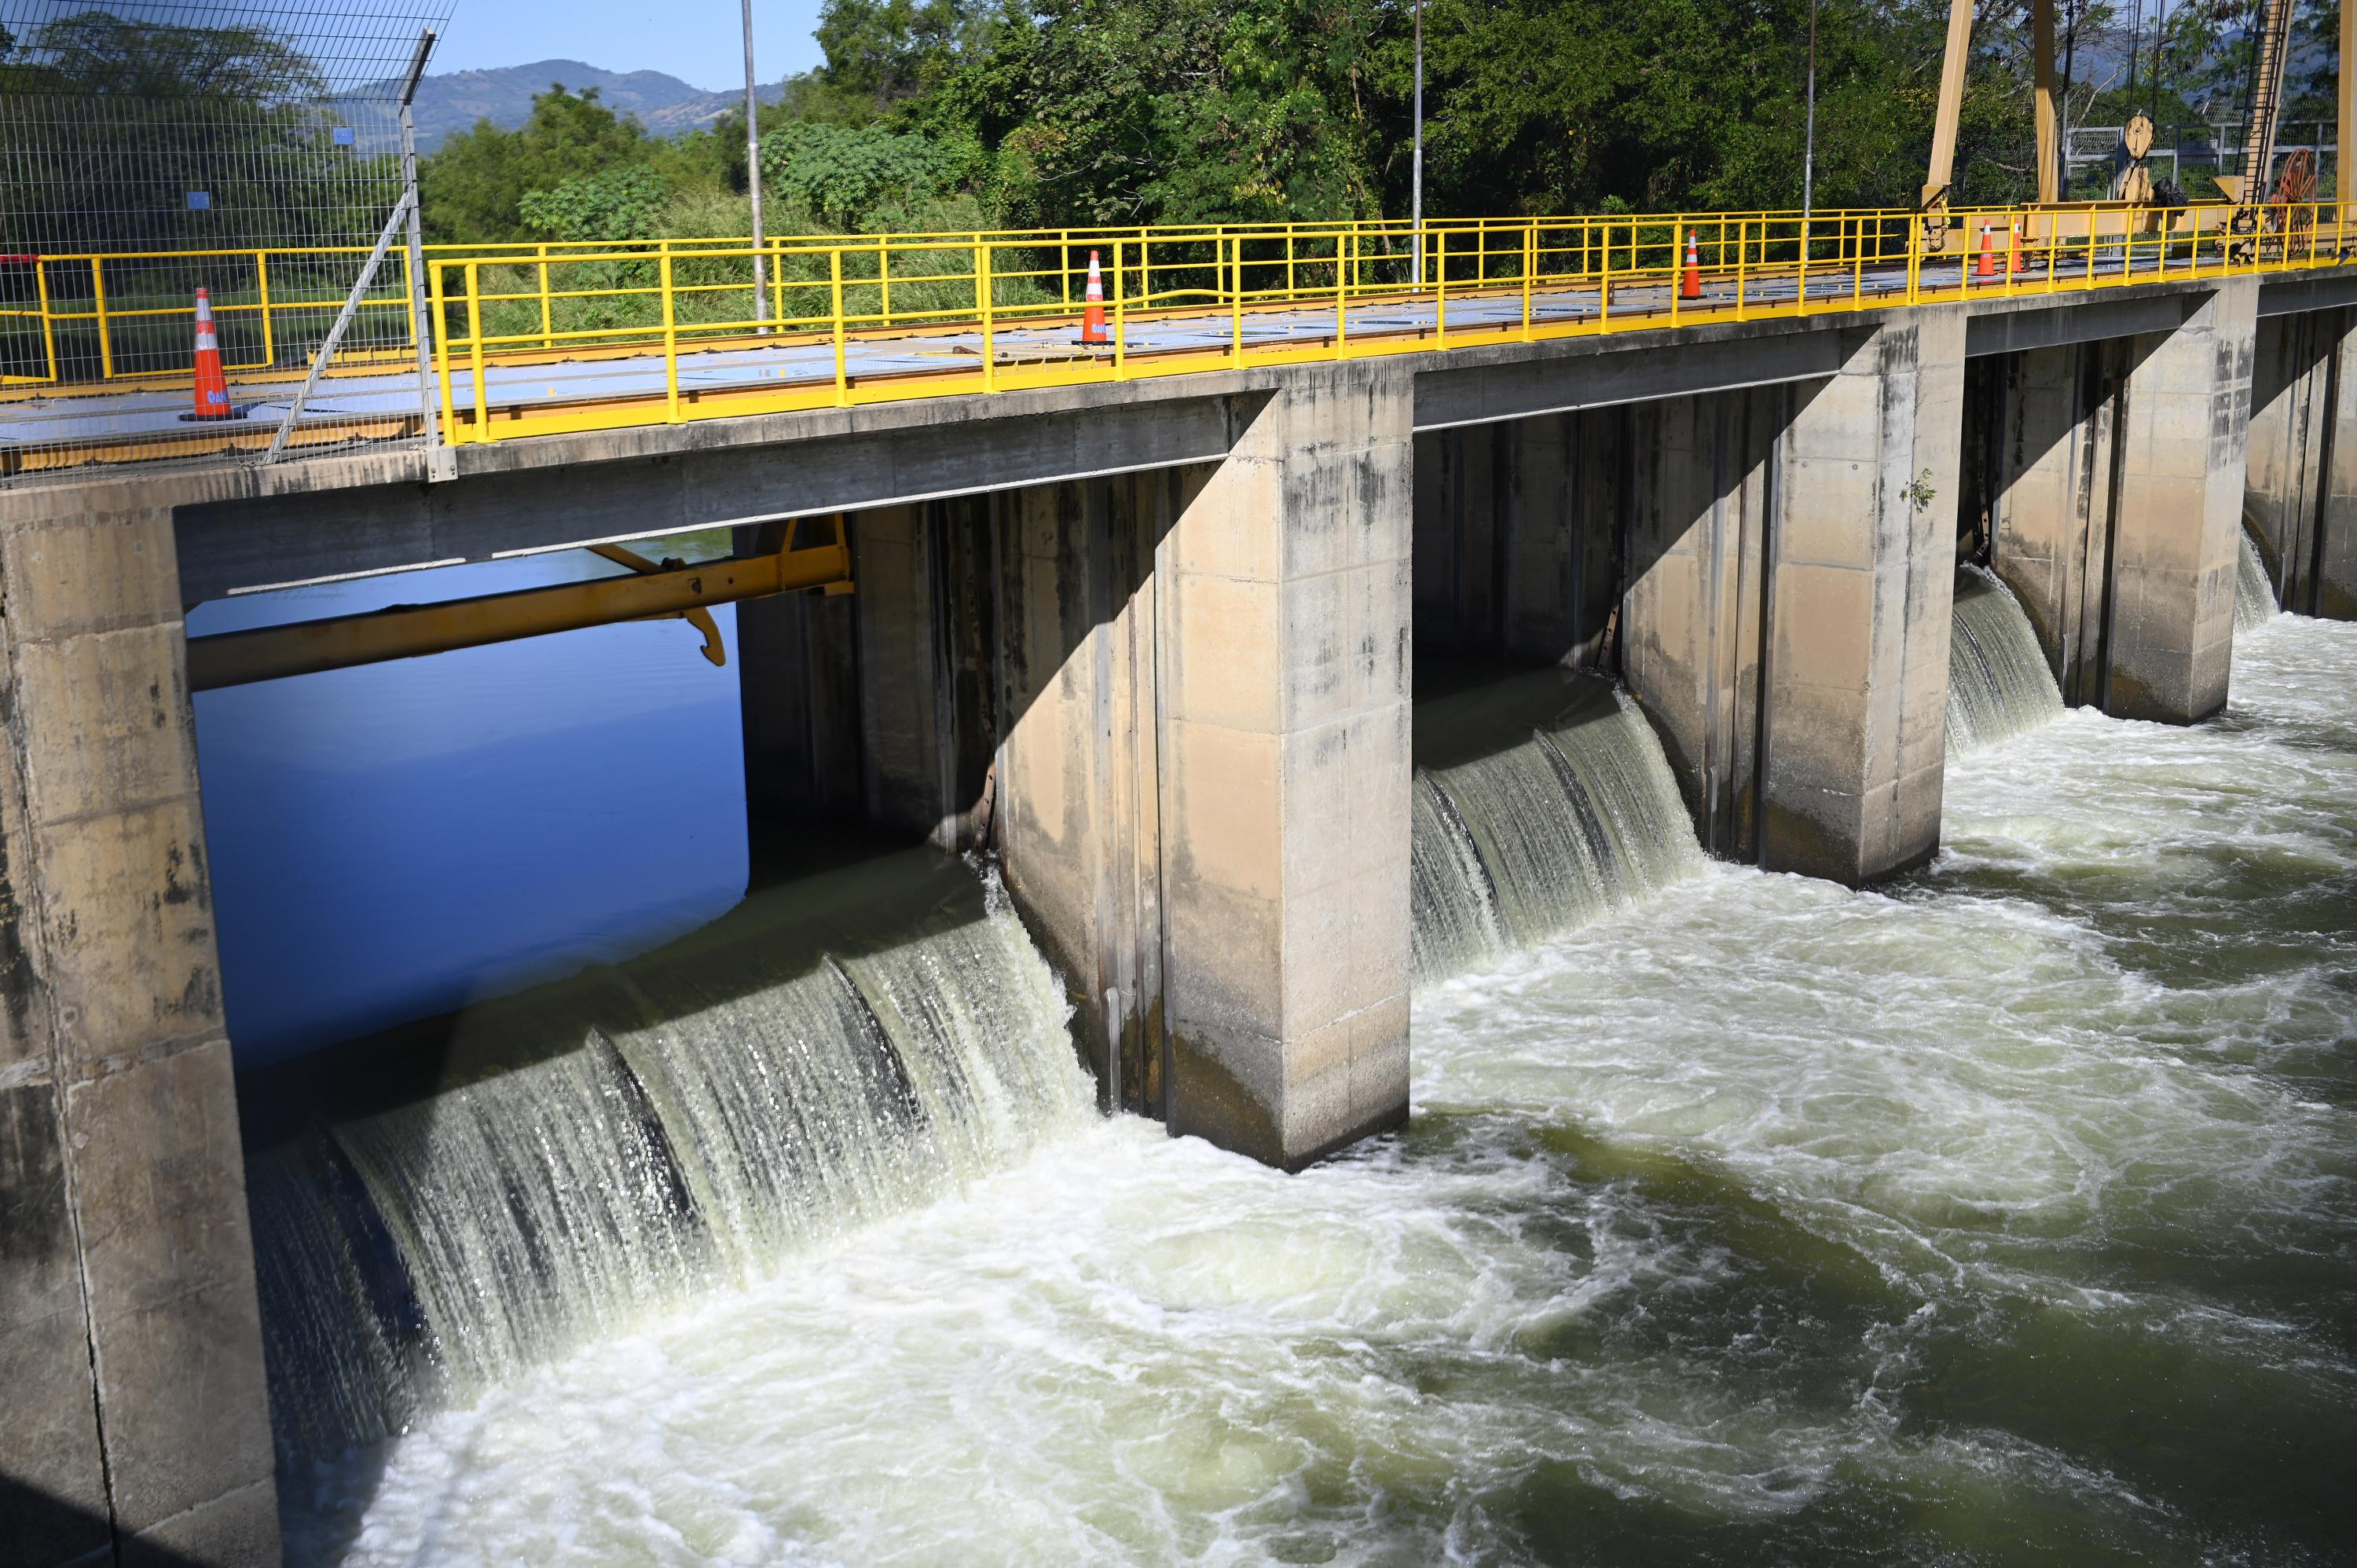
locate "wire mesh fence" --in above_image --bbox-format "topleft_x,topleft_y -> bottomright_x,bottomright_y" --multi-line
1,0 -> 451,478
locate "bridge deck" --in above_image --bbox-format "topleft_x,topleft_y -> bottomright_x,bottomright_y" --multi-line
0,247 -> 2170,471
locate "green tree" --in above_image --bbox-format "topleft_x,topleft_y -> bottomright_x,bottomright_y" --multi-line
420,84 -> 654,242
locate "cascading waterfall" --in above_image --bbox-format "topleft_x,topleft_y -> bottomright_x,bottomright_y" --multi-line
2237,526 -> 2279,632
245,859 -> 1091,1463
1410,669 -> 1699,984
1947,566 -> 2064,754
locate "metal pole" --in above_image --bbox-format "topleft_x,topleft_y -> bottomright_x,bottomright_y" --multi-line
1802,0 -> 1818,257
743,0 -> 770,332
1412,0 -> 1424,288
399,28 -> 438,455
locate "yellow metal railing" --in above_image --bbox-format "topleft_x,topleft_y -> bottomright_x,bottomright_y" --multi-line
7,203 -> 2354,449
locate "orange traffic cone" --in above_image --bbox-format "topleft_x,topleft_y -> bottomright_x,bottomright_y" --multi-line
190,287 -> 233,419
2008,219 -> 2023,276
1681,230 -> 1702,299
1080,250 -> 1109,345
1975,222 -> 1995,279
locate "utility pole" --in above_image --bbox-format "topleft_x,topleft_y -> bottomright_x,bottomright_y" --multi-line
743,0 -> 770,332
1802,0 -> 1818,244
1412,0 -> 1424,287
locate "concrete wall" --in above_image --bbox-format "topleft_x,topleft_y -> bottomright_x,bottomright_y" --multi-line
1989,278 -> 2260,722
1988,339 -> 2126,705
1620,388 -> 1780,859
1411,413 -> 1618,668
2245,309 -> 2341,609
0,498 -> 279,1566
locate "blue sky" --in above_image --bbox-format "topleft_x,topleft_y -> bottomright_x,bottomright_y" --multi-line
433,0 -> 829,90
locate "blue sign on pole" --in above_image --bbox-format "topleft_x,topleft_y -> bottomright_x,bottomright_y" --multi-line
185,191 -> 211,211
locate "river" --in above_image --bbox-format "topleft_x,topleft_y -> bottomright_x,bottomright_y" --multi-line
244,599 -> 2357,1566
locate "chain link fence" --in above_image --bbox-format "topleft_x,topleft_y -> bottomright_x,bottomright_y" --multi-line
2,0 -> 452,479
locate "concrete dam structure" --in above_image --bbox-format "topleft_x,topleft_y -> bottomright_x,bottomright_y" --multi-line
6,258 -> 2357,1566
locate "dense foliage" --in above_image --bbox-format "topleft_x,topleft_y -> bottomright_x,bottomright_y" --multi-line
416,0 -> 2339,244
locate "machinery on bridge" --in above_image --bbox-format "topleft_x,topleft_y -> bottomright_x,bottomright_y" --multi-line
1917,0 -> 2341,256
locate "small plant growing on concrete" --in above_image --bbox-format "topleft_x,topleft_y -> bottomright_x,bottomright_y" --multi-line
1902,469 -> 1937,513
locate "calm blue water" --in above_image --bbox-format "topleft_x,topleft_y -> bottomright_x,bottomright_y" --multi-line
189,545 -> 749,1068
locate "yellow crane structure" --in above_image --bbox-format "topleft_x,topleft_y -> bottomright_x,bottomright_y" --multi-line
1917,0 -> 2340,254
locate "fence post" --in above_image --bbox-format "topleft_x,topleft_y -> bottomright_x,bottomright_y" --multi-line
880,240 -> 893,326
537,244 -> 552,348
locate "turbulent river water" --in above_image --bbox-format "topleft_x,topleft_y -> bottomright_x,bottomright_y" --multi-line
271,602 -> 2357,1567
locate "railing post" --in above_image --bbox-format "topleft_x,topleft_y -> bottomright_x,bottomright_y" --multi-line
1060,229 -> 1072,306
658,246 -> 679,423
466,261 -> 490,438
429,259 -> 458,441
1113,238 -> 1127,379
1522,222 -> 1534,340
255,252 -> 275,368
1796,211 -> 1809,317
1230,236 -> 1244,365
979,240 -> 996,393
33,259 -> 56,383
1601,220 -> 1612,326
830,247 -> 848,405
879,240 -> 892,326
1336,229 -> 1350,357
1430,227 -> 1445,345
1735,219 -> 1747,319
90,258 -> 112,379
537,244 -> 553,349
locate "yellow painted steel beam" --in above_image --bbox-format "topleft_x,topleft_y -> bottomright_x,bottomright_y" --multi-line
1921,0 -> 1978,250
186,519 -> 851,691
2033,0 -> 2058,206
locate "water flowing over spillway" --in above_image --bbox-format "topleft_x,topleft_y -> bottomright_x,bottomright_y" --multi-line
1409,668 -> 1701,983
275,621 -> 2357,1567
244,858 -> 1091,1464
2238,525 -> 2280,631
1947,566 -> 2064,753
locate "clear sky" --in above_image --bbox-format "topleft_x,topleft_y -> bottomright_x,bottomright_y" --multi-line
431,0 -> 829,91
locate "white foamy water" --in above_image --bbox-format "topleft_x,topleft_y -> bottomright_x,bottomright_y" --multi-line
288,617 -> 2357,1566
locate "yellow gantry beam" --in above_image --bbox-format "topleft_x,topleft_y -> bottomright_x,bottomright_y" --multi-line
185,519 -> 852,691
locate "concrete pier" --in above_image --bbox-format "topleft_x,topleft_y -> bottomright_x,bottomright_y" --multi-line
1988,278 -> 2259,722
1758,311 -> 1963,884
990,371 -> 1413,1167
1413,315 -> 1963,885
2105,279 -> 2257,723
0,497 -> 280,1566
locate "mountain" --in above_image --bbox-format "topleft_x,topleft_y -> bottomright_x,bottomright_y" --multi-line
388,60 -> 786,148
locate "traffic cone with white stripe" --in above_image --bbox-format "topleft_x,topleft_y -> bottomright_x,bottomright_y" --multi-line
1681,230 -> 1702,299
1080,250 -> 1110,345
190,288 -> 233,419
1975,222 -> 1996,278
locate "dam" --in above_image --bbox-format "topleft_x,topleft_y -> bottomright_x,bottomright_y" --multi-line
6,237 -> 2357,1566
